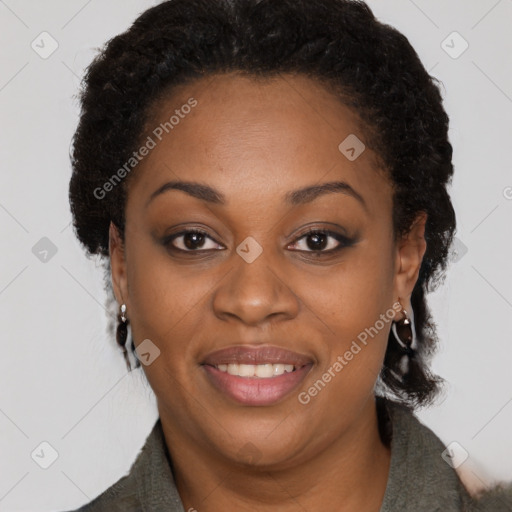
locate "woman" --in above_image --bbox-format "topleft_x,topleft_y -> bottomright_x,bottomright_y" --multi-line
64,0 -> 512,510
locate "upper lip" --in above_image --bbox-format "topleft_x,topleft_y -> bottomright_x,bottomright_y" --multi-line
202,345 -> 314,367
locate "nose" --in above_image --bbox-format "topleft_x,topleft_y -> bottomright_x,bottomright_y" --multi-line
212,246 -> 300,326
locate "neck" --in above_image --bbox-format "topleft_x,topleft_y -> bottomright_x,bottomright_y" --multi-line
159,397 -> 391,512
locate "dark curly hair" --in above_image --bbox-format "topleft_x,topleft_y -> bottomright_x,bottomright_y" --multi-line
69,0 -> 456,409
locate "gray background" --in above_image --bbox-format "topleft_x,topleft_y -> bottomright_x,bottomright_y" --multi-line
1,0 -> 511,510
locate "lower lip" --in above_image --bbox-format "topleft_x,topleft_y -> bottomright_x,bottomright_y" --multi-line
202,364 -> 313,406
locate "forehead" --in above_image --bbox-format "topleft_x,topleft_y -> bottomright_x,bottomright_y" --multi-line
128,72 -> 392,217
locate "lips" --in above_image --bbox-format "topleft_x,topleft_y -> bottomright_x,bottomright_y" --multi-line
202,345 -> 313,367
201,345 -> 314,406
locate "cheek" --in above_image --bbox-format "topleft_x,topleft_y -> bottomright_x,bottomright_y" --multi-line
298,290 -> 393,425
124,240 -> 229,368
307,238 -> 395,334
124,243 -> 192,344
304,242 -> 395,398
124,248 -> 213,409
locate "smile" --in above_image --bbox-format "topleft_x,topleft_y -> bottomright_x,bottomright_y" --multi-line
214,363 -> 298,378
201,345 -> 314,406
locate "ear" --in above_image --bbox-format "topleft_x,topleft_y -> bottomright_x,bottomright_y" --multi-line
109,221 -> 128,307
392,211 -> 427,312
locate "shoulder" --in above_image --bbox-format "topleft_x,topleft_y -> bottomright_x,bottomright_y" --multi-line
59,418 -> 185,512
467,484 -> 512,511
58,458 -> 143,512
63,474 -> 141,512
382,399 -> 512,511
59,436 -> 150,512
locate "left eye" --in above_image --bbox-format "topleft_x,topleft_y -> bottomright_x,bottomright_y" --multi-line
288,230 -> 349,252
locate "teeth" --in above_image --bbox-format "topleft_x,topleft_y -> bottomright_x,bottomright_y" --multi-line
238,364 -> 255,377
256,364 -> 274,378
216,363 -> 297,378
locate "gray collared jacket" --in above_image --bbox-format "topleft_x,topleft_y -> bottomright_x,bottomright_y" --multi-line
61,399 -> 512,511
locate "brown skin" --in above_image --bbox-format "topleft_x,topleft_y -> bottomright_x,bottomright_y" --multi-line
109,72 -> 427,511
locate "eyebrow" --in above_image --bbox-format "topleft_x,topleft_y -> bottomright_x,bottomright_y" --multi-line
146,179 -> 367,211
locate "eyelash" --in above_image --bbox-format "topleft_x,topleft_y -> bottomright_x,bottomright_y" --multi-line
164,227 -> 355,255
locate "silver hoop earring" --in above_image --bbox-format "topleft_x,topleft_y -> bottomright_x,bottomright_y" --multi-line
120,303 -> 127,323
391,299 -> 417,374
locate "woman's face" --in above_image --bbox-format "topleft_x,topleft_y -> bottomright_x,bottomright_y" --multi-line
110,72 -> 425,468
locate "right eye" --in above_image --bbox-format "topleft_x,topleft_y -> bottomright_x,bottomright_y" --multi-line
164,229 -> 225,253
